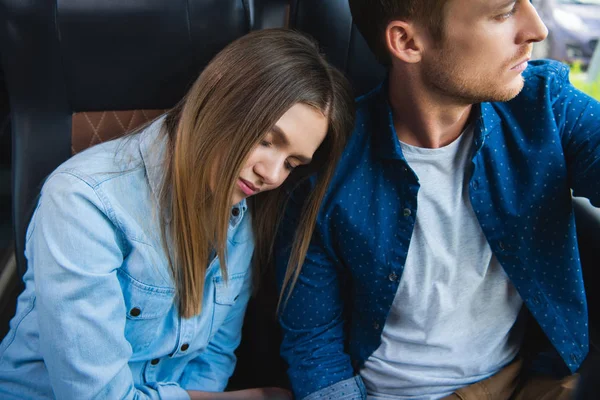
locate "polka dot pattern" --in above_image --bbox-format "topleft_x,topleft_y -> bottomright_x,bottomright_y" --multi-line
275,59 -> 598,399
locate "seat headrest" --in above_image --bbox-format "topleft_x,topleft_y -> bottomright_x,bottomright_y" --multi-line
289,0 -> 386,97
55,0 -> 254,111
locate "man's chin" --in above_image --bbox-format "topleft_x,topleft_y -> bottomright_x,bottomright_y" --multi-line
483,76 -> 525,103
501,79 -> 525,102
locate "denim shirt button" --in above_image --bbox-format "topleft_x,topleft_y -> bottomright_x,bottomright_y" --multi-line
388,272 -> 399,282
373,322 -> 380,330
403,208 -> 412,217
498,241 -> 506,251
129,307 -> 141,317
180,343 -> 189,351
150,358 -> 160,365
231,208 -> 240,217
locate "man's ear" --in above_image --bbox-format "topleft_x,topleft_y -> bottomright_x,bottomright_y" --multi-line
385,20 -> 424,64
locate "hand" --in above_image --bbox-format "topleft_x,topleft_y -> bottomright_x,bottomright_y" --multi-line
188,387 -> 293,400
254,387 -> 293,400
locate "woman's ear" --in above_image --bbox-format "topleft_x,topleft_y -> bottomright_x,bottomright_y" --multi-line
385,20 -> 425,64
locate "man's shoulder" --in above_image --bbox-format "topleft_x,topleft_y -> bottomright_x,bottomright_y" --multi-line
348,82 -> 386,145
355,83 -> 384,116
520,59 -> 571,98
523,58 -> 570,80
51,135 -> 144,189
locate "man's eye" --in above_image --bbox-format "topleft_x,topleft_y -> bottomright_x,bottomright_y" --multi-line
496,3 -> 518,21
260,140 -> 272,147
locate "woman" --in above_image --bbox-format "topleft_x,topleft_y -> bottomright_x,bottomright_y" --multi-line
0,29 -> 354,399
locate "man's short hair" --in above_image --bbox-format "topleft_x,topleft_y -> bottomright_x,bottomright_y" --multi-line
349,0 -> 447,65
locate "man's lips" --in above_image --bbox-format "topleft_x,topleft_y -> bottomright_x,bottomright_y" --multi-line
238,178 -> 258,196
511,57 -> 530,71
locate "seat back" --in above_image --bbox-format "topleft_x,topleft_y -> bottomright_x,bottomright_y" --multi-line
288,0 -> 385,97
0,0 -> 289,276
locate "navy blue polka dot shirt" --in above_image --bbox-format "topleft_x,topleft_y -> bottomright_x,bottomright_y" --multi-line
276,60 -> 600,400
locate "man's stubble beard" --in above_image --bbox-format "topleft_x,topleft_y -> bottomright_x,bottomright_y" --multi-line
420,43 -> 531,105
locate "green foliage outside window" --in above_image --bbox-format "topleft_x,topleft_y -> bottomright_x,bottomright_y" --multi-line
570,62 -> 600,100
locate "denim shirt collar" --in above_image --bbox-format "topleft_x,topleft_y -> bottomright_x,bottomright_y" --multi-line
137,116 -> 248,228
138,117 -> 168,204
474,103 -> 502,153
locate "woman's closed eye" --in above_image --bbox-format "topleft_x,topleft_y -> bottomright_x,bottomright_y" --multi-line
285,160 -> 297,171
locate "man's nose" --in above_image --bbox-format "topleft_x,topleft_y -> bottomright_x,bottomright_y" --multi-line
520,1 -> 549,45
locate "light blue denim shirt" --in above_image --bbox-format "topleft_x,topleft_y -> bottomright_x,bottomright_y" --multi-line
0,117 -> 254,399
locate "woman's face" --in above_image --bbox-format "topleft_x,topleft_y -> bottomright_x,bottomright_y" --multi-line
231,103 -> 328,205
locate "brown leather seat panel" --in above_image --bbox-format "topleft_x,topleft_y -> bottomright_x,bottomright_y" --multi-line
71,109 -> 166,154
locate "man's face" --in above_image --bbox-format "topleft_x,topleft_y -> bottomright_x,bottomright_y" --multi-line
419,0 -> 548,104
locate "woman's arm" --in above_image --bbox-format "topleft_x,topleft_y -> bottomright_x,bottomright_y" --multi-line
30,172 -> 188,399
179,266 -> 259,392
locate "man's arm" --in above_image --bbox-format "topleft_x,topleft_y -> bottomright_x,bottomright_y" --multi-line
275,181 -> 366,400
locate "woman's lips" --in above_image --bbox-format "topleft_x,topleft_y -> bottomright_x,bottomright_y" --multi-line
238,178 -> 257,196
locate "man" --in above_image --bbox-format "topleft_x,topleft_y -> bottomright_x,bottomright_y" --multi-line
275,0 -> 600,399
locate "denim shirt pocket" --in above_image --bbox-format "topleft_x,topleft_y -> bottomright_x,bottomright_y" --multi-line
210,271 -> 248,338
119,271 -> 175,353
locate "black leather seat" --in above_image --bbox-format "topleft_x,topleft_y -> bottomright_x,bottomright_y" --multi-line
0,0 -> 289,278
288,0 -> 385,97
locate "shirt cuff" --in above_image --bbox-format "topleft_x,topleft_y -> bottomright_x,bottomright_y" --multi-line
301,376 -> 366,400
153,382 -> 191,400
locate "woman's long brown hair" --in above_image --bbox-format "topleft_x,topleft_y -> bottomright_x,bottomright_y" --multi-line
158,29 -> 354,318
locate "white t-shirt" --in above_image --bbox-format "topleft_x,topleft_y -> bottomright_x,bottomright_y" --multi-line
360,125 -> 525,399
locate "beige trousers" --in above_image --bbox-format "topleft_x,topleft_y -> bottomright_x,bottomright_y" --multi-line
441,358 -> 579,400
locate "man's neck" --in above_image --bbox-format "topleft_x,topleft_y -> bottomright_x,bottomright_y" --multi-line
388,68 -> 473,149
